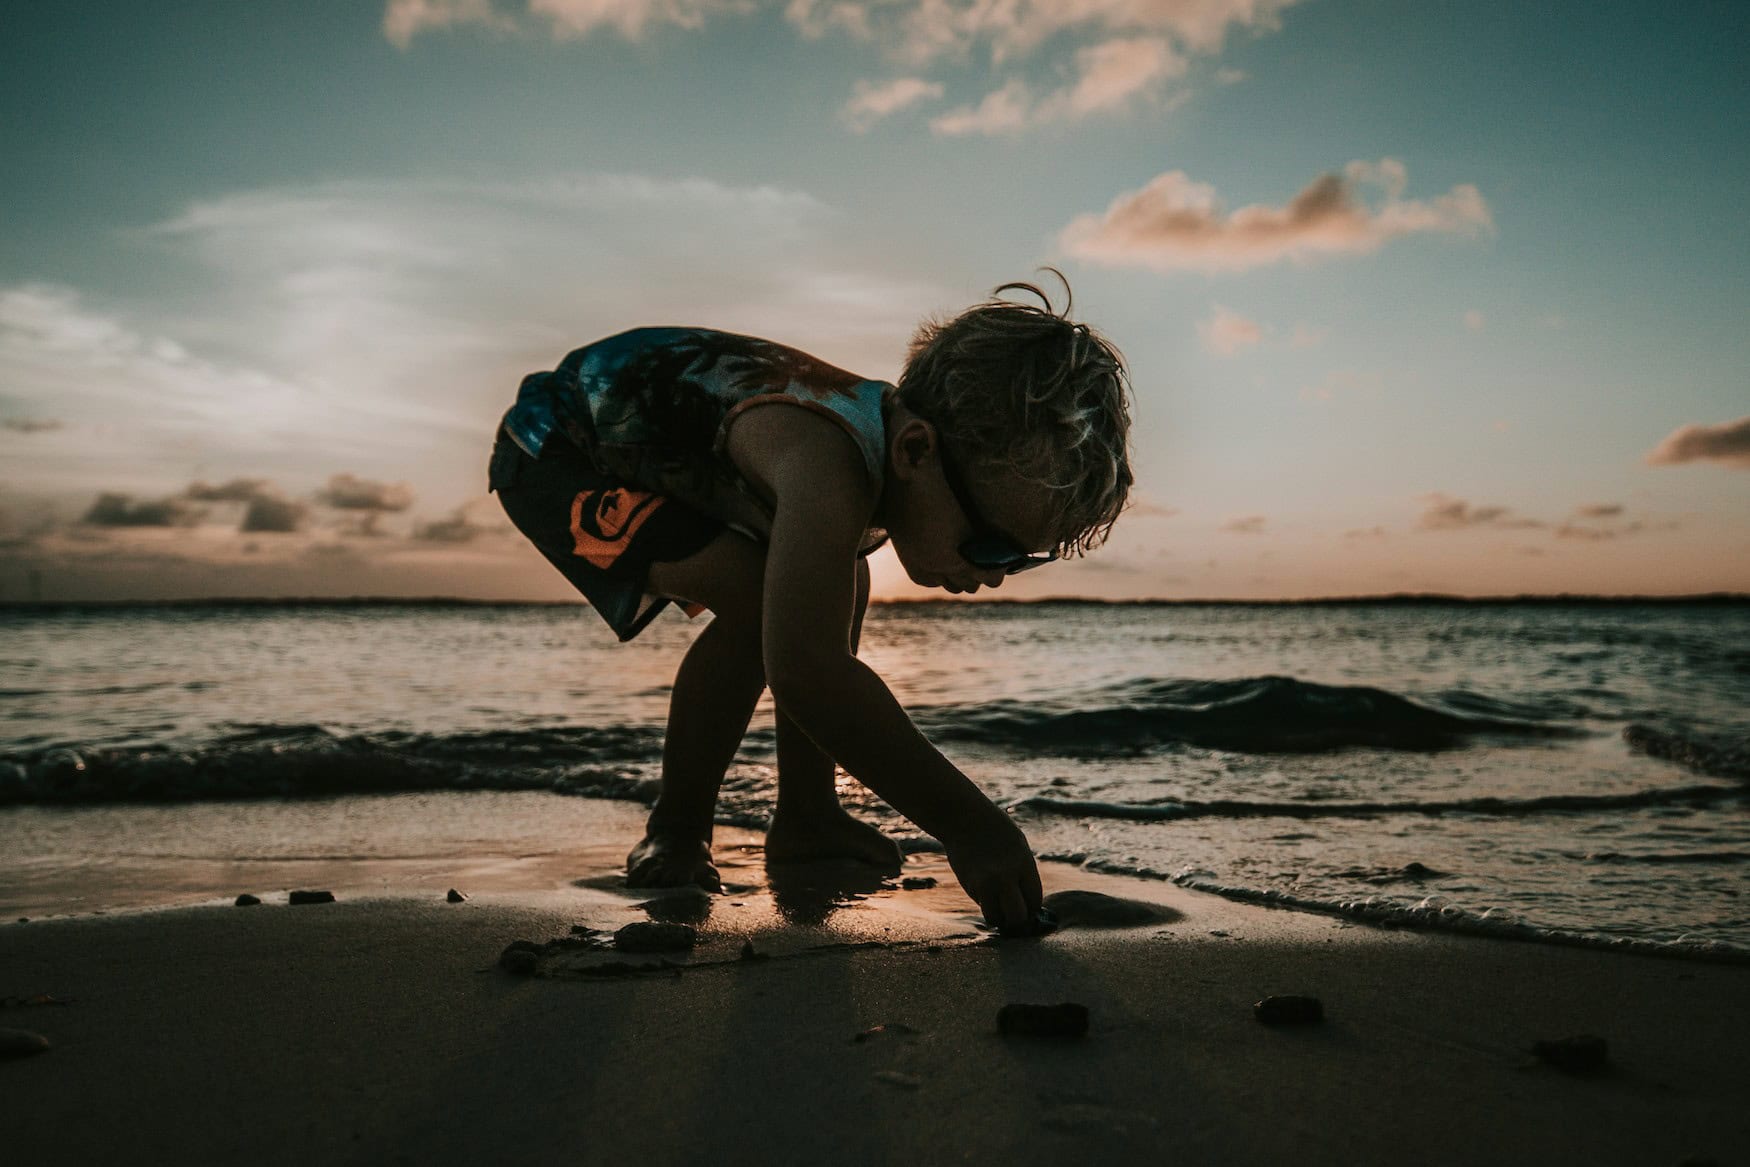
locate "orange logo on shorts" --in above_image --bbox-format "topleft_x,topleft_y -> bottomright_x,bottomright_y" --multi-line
570,487 -> 664,569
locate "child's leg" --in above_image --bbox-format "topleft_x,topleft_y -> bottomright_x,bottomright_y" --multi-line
765,560 -> 903,871
626,611 -> 766,889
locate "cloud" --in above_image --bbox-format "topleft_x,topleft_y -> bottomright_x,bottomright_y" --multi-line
931,36 -> 1186,135
1060,159 -> 1494,274
82,492 -> 205,528
316,473 -> 416,512
1463,309 -> 1485,332
1414,493 -> 1544,531
1343,526 -> 1389,539
1,417 -> 63,434
383,0 -> 745,47
1573,502 -> 1623,519
1287,322 -> 1327,348
185,478 -> 276,503
241,496 -> 310,534
1198,304 -> 1261,355
1644,416 -> 1750,469
842,76 -> 944,131
385,1 -> 1297,134
1222,514 -> 1267,534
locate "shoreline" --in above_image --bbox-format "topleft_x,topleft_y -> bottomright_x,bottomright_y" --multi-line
5,848 -> 1746,1165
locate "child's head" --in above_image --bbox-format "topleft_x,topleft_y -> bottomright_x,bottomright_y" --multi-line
884,271 -> 1133,592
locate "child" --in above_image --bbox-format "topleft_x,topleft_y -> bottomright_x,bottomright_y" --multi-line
488,273 -> 1133,933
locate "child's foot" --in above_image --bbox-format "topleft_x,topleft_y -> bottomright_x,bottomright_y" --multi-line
764,809 -> 905,873
625,833 -> 722,892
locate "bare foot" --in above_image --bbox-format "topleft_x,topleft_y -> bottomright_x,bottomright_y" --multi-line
626,833 -> 722,891
764,809 -> 905,873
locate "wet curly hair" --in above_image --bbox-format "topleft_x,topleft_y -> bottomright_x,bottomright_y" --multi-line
896,269 -> 1134,558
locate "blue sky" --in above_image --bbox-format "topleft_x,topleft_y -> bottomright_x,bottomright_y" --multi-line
1,0 -> 1745,601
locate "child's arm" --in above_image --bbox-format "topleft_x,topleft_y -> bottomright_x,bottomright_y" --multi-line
733,408 -> 1044,930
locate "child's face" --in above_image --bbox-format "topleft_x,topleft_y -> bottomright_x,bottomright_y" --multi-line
886,421 -> 1059,595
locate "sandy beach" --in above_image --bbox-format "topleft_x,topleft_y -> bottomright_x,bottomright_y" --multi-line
3,805 -> 1746,1167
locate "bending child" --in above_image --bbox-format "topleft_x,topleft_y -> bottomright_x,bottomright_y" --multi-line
488,273 -> 1133,933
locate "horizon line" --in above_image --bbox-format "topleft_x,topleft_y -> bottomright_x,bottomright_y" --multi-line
2,591 -> 1746,610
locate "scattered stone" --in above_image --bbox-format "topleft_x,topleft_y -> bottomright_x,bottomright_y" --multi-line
288,890 -> 335,905
1532,1034 -> 1610,1075
1041,890 -> 1172,928
0,1029 -> 50,1059
900,876 -> 937,890
997,1002 -> 1089,1038
614,921 -> 698,953
739,939 -> 768,962
446,889 -> 467,903
873,1070 -> 922,1090
234,894 -> 260,907
1208,929 -> 1231,938
499,941 -> 543,974
853,1023 -> 919,1043
500,949 -> 539,976
1254,995 -> 1324,1025
17,917 -> 29,923
1401,861 -> 1442,878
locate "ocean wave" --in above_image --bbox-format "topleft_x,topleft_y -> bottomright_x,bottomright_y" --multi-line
917,674 -> 1586,756
1036,853 -> 1750,965
1623,722 -> 1750,781
0,724 -> 665,805
1011,782 -> 1744,822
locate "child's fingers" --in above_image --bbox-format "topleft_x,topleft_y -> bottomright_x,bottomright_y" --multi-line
991,884 -> 1030,932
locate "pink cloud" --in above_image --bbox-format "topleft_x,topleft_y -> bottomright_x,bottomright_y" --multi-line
1060,159 -> 1493,273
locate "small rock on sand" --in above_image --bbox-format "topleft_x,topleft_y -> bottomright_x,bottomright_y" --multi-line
900,876 -> 937,890
614,921 -> 698,953
1254,995 -> 1324,1025
0,1029 -> 50,1059
853,1023 -> 919,1043
1532,1034 -> 1610,1074
498,941 -> 542,974
288,889 -> 335,905
446,888 -> 467,903
234,894 -> 260,907
997,1002 -> 1089,1038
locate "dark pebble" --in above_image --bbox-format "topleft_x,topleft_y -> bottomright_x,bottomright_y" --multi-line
234,894 -> 260,907
853,1022 -> 919,1043
997,1002 -> 1089,1038
739,939 -> 767,962
614,921 -> 697,953
1254,995 -> 1325,1025
288,890 -> 335,905
500,949 -> 538,975
1532,1034 -> 1610,1074
900,876 -> 937,890
0,1029 -> 50,1059
446,888 -> 467,903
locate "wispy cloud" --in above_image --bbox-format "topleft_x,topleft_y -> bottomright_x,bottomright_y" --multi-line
1415,493 -> 1544,531
386,1 -> 1296,133
1198,304 -> 1261,355
1644,416 -> 1750,469
1060,159 -> 1493,274
842,76 -> 945,131
1222,514 -> 1267,534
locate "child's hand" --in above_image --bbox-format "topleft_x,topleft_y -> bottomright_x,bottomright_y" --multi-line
944,814 -> 1046,934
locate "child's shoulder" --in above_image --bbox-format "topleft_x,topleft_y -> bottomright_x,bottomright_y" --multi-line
721,396 -> 882,521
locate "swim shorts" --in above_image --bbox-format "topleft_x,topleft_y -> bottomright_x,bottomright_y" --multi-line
488,423 -> 722,641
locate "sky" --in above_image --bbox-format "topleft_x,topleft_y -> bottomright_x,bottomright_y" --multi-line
1,0 -> 1746,602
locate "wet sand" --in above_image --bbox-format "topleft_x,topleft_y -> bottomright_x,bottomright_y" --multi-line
3,816 -> 1747,1165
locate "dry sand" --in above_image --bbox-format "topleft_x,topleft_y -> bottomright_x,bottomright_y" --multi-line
2,821 -> 1747,1166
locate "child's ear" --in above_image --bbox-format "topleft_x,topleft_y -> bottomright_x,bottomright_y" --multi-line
889,419 -> 936,482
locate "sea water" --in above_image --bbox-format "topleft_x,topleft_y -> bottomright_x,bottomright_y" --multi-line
1,600 -> 1745,956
